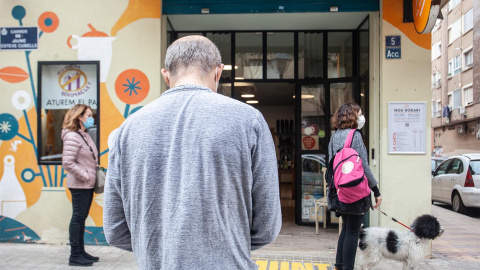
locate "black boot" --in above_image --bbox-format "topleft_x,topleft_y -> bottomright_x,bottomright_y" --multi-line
69,255 -> 94,267
82,251 -> 99,262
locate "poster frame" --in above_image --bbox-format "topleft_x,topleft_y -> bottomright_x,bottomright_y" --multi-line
37,61 -> 100,165
388,101 -> 427,155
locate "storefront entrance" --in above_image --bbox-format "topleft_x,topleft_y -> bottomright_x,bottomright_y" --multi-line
167,13 -> 370,226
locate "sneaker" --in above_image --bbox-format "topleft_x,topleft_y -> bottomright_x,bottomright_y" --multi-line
82,252 -> 99,262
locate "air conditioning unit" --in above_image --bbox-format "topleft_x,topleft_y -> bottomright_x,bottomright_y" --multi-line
457,125 -> 465,134
459,106 -> 466,115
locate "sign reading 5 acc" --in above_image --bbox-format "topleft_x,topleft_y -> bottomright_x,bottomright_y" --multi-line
385,35 -> 401,59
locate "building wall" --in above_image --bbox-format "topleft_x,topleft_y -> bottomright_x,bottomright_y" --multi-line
0,0 -> 162,244
378,0 -> 432,244
431,0 -> 480,157
474,0 -> 480,103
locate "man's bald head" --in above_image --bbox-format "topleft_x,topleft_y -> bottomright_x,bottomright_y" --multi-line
164,35 -> 221,79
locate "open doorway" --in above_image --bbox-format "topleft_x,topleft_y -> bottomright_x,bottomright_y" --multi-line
167,13 -> 370,226
233,82 -> 297,220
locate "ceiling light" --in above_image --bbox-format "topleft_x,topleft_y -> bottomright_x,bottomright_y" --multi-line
246,100 -> 259,104
330,6 -> 339,12
223,65 -> 238,71
201,8 -> 210,14
360,93 -> 365,97
235,77 -> 245,80
241,94 -> 255,98
293,95 -> 315,99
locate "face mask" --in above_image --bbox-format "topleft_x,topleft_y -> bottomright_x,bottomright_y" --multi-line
357,115 -> 365,130
83,117 -> 95,129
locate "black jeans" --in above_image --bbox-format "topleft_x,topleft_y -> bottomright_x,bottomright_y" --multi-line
69,188 -> 94,258
335,213 -> 364,270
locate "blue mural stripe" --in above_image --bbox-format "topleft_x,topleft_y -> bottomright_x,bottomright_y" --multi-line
100,149 -> 109,157
39,31 -> 44,38
61,168 -> 66,187
16,133 -> 32,144
46,165 -> 53,187
124,104 -> 130,118
54,165 -> 58,187
23,110 -> 47,186
24,51 -> 38,106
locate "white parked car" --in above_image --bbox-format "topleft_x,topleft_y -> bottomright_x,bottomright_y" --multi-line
431,154 -> 480,214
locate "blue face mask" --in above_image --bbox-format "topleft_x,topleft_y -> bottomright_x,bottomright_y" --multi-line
83,117 -> 95,129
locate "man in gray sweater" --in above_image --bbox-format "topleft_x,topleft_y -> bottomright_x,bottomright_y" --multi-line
104,35 -> 282,269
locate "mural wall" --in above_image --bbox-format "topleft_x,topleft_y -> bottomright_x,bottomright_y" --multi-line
0,0 -> 161,244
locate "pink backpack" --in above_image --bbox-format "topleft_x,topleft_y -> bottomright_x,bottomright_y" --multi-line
333,129 -> 371,204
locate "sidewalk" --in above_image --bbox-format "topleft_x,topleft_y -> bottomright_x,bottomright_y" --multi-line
1,205 -> 479,269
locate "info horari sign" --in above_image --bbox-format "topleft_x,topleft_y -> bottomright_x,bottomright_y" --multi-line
388,102 -> 426,154
0,27 -> 38,50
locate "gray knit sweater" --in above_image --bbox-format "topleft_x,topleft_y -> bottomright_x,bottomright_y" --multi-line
328,129 -> 378,190
103,84 -> 282,270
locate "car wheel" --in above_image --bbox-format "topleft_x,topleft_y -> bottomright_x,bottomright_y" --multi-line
452,193 -> 467,214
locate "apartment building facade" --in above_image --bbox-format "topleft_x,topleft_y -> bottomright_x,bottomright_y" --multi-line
431,0 -> 480,157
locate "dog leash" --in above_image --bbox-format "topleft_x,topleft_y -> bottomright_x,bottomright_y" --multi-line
377,209 -> 413,232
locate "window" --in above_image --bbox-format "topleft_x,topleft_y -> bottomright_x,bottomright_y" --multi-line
448,19 -> 461,44
432,101 -> 437,118
464,9 -> 473,34
448,55 -> 461,77
446,159 -> 462,174
448,0 -> 461,11
464,49 -> 473,69
432,72 -> 441,89
436,100 -> 441,117
431,41 -> 441,61
453,89 -> 462,109
38,61 -> 100,165
470,161 -> 480,175
435,160 -> 451,176
464,86 -> 473,106
236,33 -> 263,79
328,32 -> 353,78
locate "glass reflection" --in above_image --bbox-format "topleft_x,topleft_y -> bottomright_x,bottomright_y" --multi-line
301,154 -> 326,222
235,33 -> 263,79
301,84 -> 327,151
328,32 -> 353,78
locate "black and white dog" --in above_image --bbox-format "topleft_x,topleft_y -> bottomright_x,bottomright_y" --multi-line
356,215 -> 444,270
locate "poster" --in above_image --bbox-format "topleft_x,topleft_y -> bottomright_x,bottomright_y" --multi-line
388,102 -> 426,154
41,63 -> 98,109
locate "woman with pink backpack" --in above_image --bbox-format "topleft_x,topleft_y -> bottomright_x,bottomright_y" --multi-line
327,103 -> 382,270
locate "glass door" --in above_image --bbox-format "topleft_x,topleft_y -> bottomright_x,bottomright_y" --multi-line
295,83 -> 329,225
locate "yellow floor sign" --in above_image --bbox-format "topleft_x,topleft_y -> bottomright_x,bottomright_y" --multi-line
255,260 -> 331,270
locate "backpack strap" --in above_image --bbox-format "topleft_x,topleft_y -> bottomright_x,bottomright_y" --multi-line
343,129 -> 357,148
